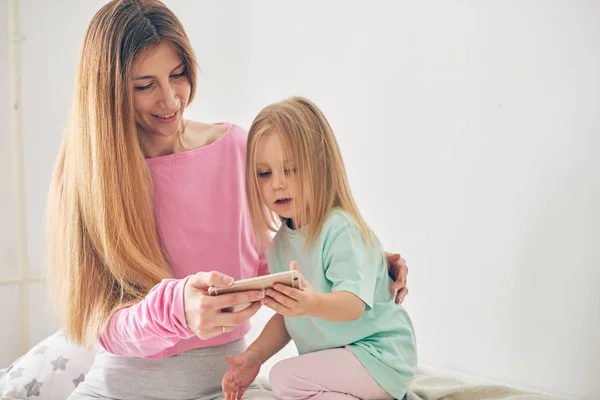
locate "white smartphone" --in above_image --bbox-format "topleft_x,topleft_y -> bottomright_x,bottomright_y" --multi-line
208,270 -> 302,296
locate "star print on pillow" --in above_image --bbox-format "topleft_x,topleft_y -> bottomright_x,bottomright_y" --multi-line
0,331 -> 98,399
24,378 -> 43,397
50,356 -> 69,371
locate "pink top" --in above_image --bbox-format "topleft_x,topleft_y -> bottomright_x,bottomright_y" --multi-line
98,123 -> 269,359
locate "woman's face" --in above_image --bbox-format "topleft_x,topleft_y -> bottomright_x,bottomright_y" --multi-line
131,42 -> 191,145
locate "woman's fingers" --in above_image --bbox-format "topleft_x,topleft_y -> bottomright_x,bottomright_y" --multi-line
388,254 -> 408,294
188,285 -> 265,340
200,323 -> 239,341
385,252 -> 401,264
214,301 -> 262,327
188,271 -> 235,290
391,272 -> 407,293
395,287 -> 408,304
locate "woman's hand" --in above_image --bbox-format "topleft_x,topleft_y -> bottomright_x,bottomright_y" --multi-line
263,261 -> 319,317
183,271 -> 265,340
386,252 -> 409,304
222,350 -> 263,400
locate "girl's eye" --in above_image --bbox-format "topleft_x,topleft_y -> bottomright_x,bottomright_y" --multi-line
284,168 -> 297,176
134,83 -> 153,91
258,171 -> 271,177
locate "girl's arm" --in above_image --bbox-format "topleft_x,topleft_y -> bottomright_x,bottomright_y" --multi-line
246,313 -> 291,363
264,275 -> 365,322
308,291 -> 365,322
264,225 -> 379,322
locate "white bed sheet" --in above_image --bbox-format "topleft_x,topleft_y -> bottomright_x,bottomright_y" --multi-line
1,342 -> 569,400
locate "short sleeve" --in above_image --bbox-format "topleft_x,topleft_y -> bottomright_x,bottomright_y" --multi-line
323,225 -> 376,310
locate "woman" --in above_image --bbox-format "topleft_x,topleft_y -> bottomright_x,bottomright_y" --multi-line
47,1 -> 409,399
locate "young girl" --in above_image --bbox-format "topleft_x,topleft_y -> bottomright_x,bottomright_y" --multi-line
222,97 -> 417,400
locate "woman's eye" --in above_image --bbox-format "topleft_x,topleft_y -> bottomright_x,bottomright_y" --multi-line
134,83 -> 153,91
258,171 -> 271,177
284,168 -> 297,176
171,71 -> 186,78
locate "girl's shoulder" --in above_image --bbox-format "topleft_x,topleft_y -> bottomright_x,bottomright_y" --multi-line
321,210 -> 381,252
322,209 -> 357,235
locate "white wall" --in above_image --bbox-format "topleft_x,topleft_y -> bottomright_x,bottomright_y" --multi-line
229,2 -> 600,399
0,0 -> 19,367
1,1 -> 598,399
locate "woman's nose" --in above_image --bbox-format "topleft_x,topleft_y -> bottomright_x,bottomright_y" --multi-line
158,84 -> 179,111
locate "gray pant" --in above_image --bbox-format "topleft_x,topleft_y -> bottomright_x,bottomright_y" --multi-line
69,339 -> 275,400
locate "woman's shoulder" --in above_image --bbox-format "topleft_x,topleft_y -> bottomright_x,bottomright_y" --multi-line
184,121 -> 248,149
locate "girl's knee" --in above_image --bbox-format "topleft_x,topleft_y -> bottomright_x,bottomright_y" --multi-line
269,359 -> 295,397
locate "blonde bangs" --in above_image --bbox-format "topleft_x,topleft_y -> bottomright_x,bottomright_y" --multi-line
246,123 -> 279,248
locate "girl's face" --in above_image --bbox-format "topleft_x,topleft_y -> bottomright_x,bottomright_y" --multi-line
131,42 -> 191,148
255,132 -> 301,223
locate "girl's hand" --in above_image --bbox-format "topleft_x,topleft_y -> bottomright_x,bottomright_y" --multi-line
183,272 -> 265,340
263,261 -> 319,317
222,350 -> 262,400
386,252 -> 409,304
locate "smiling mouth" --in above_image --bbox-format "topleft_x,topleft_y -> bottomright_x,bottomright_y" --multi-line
153,110 -> 178,119
275,198 -> 292,205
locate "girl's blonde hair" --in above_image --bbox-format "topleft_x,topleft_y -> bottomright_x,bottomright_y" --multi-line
246,96 -> 375,248
47,0 -> 197,347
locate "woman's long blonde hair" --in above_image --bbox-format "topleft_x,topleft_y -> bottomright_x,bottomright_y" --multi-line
47,0 -> 197,347
246,96 -> 375,248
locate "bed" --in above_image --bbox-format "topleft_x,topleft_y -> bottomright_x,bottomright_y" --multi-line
0,331 -> 569,400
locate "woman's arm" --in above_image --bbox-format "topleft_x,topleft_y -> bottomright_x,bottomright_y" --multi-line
99,272 -> 265,358
99,278 -> 194,357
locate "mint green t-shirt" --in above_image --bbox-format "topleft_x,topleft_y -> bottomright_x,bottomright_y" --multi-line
267,210 -> 417,398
